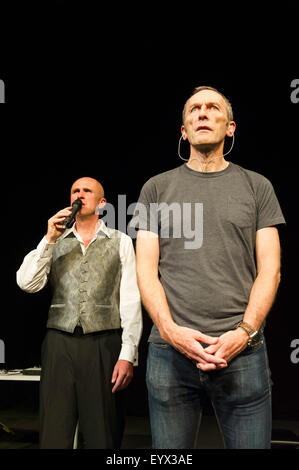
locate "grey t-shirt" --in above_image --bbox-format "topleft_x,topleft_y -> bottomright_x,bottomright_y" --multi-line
130,162 -> 285,341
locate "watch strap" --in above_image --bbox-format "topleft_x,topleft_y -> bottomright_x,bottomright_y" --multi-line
237,321 -> 258,344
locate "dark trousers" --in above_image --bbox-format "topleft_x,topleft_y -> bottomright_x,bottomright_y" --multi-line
39,327 -> 125,449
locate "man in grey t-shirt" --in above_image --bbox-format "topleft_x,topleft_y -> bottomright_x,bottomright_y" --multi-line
131,86 -> 285,449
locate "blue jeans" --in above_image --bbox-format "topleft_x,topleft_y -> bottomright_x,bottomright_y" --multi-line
146,336 -> 272,449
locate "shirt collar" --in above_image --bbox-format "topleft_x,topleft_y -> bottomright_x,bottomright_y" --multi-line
60,219 -> 111,240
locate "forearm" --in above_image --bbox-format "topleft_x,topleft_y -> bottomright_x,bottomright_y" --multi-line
243,226 -> 282,331
243,267 -> 281,330
118,298 -> 143,365
202,267 -> 281,368
137,272 -> 176,342
118,235 -> 143,365
207,227 -> 283,367
16,237 -> 54,292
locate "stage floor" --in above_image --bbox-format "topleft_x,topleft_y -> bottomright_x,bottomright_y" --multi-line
0,407 -> 298,449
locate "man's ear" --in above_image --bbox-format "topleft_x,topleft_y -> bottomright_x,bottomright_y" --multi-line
96,198 -> 107,214
98,197 -> 107,209
181,125 -> 188,141
226,121 -> 236,137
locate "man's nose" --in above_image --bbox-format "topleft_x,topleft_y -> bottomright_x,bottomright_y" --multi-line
198,105 -> 208,119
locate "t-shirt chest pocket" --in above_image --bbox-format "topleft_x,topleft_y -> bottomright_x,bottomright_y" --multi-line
227,195 -> 256,228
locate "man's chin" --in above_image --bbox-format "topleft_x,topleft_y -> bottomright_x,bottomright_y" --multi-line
194,142 -> 218,153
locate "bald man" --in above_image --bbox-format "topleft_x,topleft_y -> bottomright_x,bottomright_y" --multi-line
17,177 -> 142,449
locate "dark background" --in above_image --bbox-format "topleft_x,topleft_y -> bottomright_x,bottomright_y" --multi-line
1,2 -> 298,421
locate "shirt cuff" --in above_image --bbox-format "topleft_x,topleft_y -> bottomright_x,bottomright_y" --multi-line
118,343 -> 139,366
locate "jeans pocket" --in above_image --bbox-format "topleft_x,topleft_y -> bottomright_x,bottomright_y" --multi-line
249,338 -> 264,349
242,335 -> 264,356
248,330 -> 265,349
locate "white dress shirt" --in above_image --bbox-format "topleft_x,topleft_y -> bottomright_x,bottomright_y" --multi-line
17,220 -> 142,365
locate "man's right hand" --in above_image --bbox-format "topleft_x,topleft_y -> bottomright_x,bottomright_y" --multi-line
45,207 -> 72,243
164,324 -> 227,370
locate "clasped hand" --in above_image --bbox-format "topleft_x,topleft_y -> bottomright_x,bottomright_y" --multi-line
167,325 -> 249,371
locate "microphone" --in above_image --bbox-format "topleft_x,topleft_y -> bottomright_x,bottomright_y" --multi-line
62,199 -> 83,230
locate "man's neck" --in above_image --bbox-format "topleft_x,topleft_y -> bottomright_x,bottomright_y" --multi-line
186,143 -> 229,173
75,216 -> 99,237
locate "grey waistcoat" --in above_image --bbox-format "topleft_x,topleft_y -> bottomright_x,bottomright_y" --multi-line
47,232 -> 122,334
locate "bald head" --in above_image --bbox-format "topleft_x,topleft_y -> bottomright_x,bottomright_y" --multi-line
71,177 -> 105,200
70,177 -> 106,219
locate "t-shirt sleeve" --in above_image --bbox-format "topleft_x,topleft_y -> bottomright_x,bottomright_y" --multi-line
256,177 -> 286,230
129,178 -> 159,234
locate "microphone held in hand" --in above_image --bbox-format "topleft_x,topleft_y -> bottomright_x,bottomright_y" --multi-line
62,199 -> 83,230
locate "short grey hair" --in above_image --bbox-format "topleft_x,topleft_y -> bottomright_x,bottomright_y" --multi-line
182,86 -> 234,124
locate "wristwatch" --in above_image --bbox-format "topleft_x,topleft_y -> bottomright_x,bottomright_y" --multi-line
237,321 -> 258,345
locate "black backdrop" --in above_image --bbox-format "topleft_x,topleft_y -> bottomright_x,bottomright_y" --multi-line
1,2 -> 298,421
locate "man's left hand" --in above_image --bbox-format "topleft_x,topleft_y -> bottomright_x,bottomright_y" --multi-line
196,328 -> 249,371
111,360 -> 133,393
